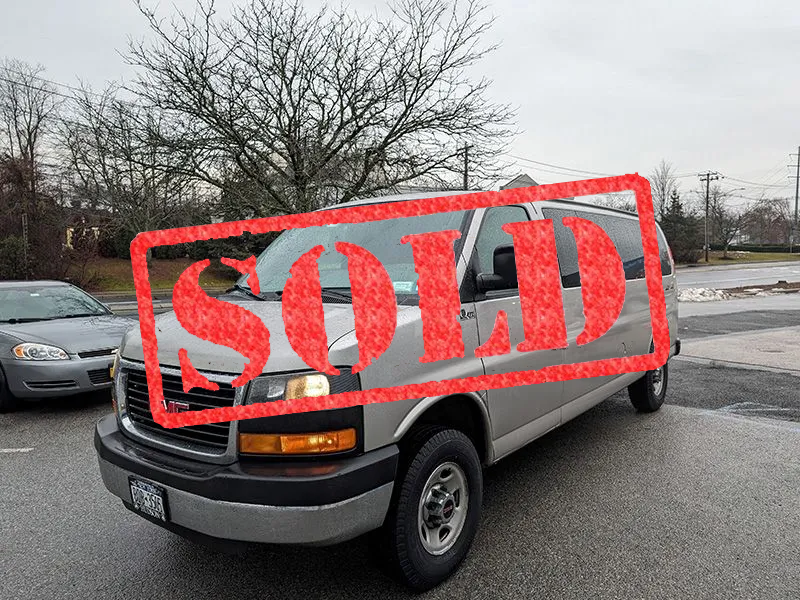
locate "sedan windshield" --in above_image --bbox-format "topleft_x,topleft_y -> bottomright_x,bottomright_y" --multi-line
0,285 -> 109,323
241,208 -> 470,298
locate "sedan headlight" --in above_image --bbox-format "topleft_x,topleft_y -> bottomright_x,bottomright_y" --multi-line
12,343 -> 70,361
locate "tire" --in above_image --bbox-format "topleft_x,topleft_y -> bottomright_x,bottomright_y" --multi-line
380,427 -> 483,592
628,361 -> 668,413
0,367 -> 20,413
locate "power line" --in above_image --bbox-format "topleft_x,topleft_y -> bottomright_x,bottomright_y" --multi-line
752,158 -> 790,186
719,175 -> 788,188
0,65 -> 138,107
0,74 -> 74,101
508,154 -> 615,177
0,64 -> 87,96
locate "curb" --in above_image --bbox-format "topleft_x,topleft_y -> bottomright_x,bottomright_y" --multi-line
674,354 -> 800,378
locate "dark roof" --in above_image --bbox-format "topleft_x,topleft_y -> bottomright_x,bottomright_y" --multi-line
319,187 -> 637,218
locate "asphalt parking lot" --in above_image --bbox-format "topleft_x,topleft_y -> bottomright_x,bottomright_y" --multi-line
2,309 -> 799,599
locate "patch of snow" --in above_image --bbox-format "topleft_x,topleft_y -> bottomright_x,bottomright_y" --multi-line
678,288 -> 731,302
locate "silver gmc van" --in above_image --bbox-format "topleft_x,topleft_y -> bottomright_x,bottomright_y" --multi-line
95,191 -> 680,591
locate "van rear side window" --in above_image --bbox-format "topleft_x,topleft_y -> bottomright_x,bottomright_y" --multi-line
581,213 -> 645,281
543,207 -> 655,283
656,227 -> 673,276
541,207 -> 581,288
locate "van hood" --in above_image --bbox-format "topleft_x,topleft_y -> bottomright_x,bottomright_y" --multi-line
121,296 -> 411,374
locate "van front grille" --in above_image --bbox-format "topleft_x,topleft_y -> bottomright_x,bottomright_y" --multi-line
124,369 -> 236,451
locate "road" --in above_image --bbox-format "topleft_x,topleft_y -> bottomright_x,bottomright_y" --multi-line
2,303 -> 800,599
99,262 -> 800,314
677,260 -> 800,289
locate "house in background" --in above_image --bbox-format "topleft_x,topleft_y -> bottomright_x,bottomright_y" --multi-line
500,173 -> 539,190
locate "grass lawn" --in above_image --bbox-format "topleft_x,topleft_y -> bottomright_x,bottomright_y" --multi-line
680,251 -> 800,266
73,257 -> 239,292
74,250 -> 800,292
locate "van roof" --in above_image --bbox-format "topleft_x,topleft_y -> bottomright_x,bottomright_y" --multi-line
329,189 -> 639,218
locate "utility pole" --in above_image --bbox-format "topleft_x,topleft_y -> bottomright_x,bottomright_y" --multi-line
791,147 -> 800,254
462,144 -> 472,191
699,171 -> 720,262
21,212 -> 29,280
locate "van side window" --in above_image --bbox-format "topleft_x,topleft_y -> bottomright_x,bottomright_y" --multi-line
474,205 -> 530,278
541,207 -> 581,288
657,227 -> 673,276
580,212 -> 646,280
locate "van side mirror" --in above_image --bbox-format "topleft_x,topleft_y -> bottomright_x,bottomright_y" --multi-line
476,244 -> 517,293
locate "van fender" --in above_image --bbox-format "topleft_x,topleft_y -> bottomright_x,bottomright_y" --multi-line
393,391 -> 494,465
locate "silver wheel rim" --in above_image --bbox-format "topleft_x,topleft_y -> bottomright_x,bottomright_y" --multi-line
417,461 -> 469,556
651,366 -> 665,397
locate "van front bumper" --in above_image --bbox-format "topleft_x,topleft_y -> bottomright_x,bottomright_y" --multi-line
94,414 -> 398,546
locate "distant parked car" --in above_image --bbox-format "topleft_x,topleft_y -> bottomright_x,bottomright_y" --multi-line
0,281 -> 136,412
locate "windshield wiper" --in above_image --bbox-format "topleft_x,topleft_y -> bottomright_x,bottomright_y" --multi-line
58,313 -> 102,320
228,283 -> 266,301
319,288 -> 353,303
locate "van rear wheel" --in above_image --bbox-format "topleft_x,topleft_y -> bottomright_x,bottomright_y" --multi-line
628,362 -> 668,412
380,427 -> 483,592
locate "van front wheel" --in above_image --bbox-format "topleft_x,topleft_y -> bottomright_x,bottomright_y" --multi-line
628,362 -> 668,412
381,428 -> 483,591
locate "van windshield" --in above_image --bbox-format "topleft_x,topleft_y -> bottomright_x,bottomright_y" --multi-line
239,208 -> 470,299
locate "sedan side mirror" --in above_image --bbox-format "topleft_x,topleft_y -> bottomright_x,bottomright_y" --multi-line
476,244 -> 517,293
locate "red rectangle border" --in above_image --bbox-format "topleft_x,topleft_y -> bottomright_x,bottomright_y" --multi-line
130,174 -> 669,428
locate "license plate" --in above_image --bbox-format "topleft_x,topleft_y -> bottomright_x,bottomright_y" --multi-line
129,477 -> 169,522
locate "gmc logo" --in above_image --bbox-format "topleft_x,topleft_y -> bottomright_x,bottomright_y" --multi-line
163,400 -> 190,414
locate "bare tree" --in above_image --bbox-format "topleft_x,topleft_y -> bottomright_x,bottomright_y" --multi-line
742,197 -> 792,245
61,86 -> 203,247
648,159 -> 678,223
712,199 -> 750,258
590,191 -> 637,213
126,0 -> 514,216
0,58 -> 61,196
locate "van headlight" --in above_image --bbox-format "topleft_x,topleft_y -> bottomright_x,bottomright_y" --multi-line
12,343 -> 70,361
244,369 -> 359,404
240,369 -> 362,456
246,373 -> 330,403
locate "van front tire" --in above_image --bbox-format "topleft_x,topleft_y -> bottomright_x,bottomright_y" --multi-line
381,427 -> 483,592
628,362 -> 668,413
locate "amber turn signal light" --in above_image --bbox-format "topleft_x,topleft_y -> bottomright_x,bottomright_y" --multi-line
239,428 -> 357,455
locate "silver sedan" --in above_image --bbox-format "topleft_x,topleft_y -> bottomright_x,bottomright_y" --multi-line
0,280 -> 136,411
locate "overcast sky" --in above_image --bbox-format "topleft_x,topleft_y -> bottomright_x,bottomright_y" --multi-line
1,0 -> 798,205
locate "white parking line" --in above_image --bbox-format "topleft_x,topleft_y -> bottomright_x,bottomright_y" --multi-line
0,447 -> 34,454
